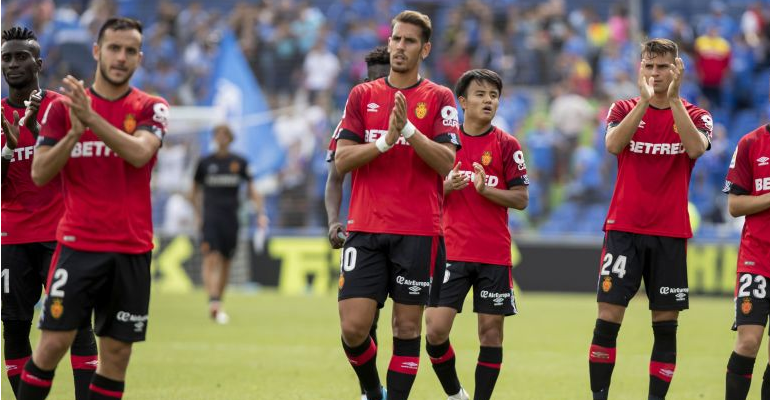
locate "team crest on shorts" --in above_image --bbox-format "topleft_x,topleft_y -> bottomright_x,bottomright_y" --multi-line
481,151 -> 492,166
741,298 -> 753,315
123,114 -> 136,133
601,276 -> 612,293
50,298 -> 64,319
338,273 -> 345,290
415,102 -> 427,119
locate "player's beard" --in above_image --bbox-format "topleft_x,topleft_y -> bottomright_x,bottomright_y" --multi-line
98,59 -> 134,87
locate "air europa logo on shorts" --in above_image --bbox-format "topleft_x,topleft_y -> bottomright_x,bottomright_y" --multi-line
659,287 -> 688,295
395,276 -> 430,287
480,291 -> 511,302
116,311 -> 148,323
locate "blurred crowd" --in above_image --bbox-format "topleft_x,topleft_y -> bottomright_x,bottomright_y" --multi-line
2,0 -> 770,239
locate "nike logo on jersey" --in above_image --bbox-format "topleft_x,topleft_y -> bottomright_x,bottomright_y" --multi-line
628,141 -> 686,155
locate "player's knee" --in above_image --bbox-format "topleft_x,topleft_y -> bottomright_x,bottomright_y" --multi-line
425,325 -> 449,345
101,341 -> 132,366
478,324 -> 503,347
736,334 -> 763,357
341,321 -> 370,346
392,318 -> 421,339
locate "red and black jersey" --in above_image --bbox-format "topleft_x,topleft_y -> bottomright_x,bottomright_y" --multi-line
443,126 -> 528,266
604,97 -> 713,238
38,87 -> 169,253
724,124 -> 770,275
1,90 -> 64,244
337,77 -> 461,236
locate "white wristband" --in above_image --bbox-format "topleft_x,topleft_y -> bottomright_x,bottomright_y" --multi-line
375,135 -> 393,153
401,120 -> 416,139
2,145 -> 14,160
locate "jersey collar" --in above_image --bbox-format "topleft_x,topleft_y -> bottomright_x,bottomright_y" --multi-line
89,86 -> 133,101
384,76 -> 423,90
4,89 -> 47,109
460,124 -> 494,137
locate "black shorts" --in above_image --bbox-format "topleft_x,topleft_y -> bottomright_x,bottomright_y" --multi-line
436,261 -> 517,316
1,242 -> 57,322
337,232 -> 445,307
202,215 -> 239,259
732,272 -> 770,331
38,244 -> 152,343
596,231 -> 689,310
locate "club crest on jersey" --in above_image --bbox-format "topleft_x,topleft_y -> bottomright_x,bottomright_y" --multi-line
741,298 -> 753,315
481,151 -> 492,166
229,161 -> 240,173
123,114 -> 136,133
601,276 -> 612,293
415,102 -> 427,119
50,298 -> 64,319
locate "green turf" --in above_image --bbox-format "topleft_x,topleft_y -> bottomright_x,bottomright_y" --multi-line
1,290 -> 753,399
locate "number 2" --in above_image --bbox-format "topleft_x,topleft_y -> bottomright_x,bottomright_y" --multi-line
600,253 -> 627,278
49,269 -> 68,297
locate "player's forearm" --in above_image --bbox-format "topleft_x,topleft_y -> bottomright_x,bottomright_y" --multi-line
31,136 -> 78,186
605,100 -> 649,155
728,193 -> 770,217
85,113 -> 158,167
670,98 -> 707,159
479,186 -> 528,210
334,142 -> 381,174
407,132 -> 455,176
325,163 -> 345,225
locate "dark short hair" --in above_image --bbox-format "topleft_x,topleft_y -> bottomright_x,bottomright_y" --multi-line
454,69 -> 503,99
640,38 -> 678,59
365,46 -> 390,68
392,10 -> 432,43
213,124 -> 234,140
1,26 -> 40,57
2,26 -> 37,42
97,17 -> 143,44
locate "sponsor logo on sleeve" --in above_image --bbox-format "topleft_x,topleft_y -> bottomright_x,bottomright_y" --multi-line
441,106 -> 459,128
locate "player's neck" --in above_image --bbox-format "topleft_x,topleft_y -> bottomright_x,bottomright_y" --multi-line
8,82 -> 39,107
215,148 -> 230,158
387,70 -> 420,89
93,74 -> 131,100
462,120 -> 492,136
649,93 -> 670,109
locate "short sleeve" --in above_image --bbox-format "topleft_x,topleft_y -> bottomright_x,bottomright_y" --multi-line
240,158 -> 252,181
605,100 -> 630,129
338,87 -> 364,143
38,99 -> 70,147
326,121 -> 342,162
194,159 -> 205,184
136,97 -> 170,142
689,107 -> 714,147
502,135 -> 529,188
724,137 -> 752,195
432,89 -> 461,149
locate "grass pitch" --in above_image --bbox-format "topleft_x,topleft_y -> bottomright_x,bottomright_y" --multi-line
1,290 -> 749,399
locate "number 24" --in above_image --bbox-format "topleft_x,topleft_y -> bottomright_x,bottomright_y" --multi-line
601,253 -> 627,278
